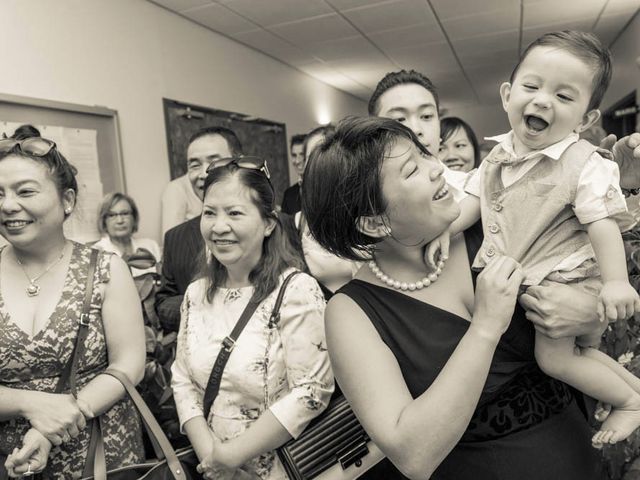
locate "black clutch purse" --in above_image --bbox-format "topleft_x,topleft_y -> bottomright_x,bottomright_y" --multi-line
276,389 -> 384,480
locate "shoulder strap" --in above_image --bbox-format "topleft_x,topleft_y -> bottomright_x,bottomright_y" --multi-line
56,248 -> 98,396
202,271 -> 300,419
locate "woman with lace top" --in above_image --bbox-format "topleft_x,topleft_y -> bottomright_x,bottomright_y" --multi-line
0,126 -> 145,478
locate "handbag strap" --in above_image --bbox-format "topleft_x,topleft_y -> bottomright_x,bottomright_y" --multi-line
56,248 -> 98,395
85,369 -> 188,480
202,271 -> 299,419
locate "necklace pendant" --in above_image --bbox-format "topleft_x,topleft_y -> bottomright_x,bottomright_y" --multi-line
26,283 -> 40,297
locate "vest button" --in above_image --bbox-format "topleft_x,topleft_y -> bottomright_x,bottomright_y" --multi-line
486,247 -> 496,257
489,224 -> 500,234
493,203 -> 503,212
606,188 -> 616,199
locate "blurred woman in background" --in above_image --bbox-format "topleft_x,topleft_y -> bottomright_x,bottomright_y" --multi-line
438,117 -> 481,173
94,192 -> 161,277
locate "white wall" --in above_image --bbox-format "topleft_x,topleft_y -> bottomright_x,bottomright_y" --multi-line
0,0 -> 366,241
443,103 -> 510,145
602,11 -> 640,118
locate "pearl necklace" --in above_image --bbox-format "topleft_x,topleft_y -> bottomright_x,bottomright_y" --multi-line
368,258 -> 445,291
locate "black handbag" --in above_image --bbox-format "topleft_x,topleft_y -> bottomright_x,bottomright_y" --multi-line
60,250 -> 198,480
80,369 -> 200,480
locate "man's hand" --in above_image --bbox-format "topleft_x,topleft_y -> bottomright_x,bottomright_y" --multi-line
601,133 -> 640,189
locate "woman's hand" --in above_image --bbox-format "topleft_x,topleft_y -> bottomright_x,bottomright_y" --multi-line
4,428 -> 52,477
519,280 -> 600,338
21,391 -> 88,446
196,436 -> 239,480
472,256 -> 524,340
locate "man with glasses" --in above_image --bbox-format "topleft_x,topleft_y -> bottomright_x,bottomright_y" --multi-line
156,126 -> 243,333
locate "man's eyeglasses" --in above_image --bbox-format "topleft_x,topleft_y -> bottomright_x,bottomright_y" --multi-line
0,136 -> 57,157
206,156 -> 271,180
106,211 -> 133,220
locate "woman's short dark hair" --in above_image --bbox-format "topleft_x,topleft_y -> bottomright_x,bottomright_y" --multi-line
1,124 -> 78,217
201,164 -> 305,304
301,116 -> 428,261
368,70 -> 439,116
440,117 -> 481,168
97,192 -> 140,235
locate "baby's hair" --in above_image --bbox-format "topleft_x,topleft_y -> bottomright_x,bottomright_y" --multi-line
368,70 -> 439,116
510,30 -> 612,111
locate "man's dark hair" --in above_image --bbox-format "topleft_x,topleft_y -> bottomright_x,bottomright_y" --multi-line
188,126 -> 243,156
510,30 -> 612,111
368,70 -> 439,116
290,134 -> 306,150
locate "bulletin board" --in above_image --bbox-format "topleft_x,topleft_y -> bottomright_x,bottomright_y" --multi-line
163,98 -> 290,205
0,93 -> 125,243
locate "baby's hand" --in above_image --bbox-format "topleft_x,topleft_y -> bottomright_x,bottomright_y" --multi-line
425,229 -> 450,270
597,281 -> 640,322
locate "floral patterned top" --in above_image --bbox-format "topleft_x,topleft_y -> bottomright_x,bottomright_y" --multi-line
0,242 -> 143,479
171,269 -> 333,479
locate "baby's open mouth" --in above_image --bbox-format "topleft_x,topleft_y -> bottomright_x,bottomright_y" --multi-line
525,115 -> 549,132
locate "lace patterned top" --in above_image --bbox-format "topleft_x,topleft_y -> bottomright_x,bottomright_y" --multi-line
172,269 -> 334,479
0,242 -> 143,480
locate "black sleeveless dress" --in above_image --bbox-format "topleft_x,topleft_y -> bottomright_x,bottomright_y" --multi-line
337,225 -> 603,479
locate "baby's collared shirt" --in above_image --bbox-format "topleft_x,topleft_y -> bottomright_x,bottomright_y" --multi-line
466,131 -> 625,226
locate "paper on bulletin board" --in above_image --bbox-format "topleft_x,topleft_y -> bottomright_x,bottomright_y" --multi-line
0,121 -> 104,243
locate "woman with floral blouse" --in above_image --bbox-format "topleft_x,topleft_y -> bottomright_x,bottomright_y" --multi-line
171,155 -> 334,480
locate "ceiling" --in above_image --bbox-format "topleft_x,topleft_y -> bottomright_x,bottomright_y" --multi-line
149,0 -> 640,109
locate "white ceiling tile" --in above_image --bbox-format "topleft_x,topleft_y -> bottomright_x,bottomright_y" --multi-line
602,0 -> 640,16
150,0 -> 212,11
326,59 -> 399,88
306,36 -> 382,62
181,3 -> 258,34
269,13 -> 360,45
340,0 -> 437,34
368,23 -> 446,49
453,30 -> 519,68
523,0 -> 606,28
326,0 -> 392,10
593,11 -> 638,45
430,0 -> 516,20
297,61 -> 367,91
221,0 -> 333,27
440,5 -> 520,39
386,41 -> 460,75
521,18 -> 593,46
232,29 -> 312,65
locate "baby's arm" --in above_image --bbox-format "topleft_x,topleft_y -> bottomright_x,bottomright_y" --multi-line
587,218 -> 640,321
425,195 -> 480,268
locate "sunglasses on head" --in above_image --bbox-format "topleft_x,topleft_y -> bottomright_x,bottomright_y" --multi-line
0,136 -> 57,157
206,155 -> 271,180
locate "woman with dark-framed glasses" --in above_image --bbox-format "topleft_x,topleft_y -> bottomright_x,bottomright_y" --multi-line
0,125 -> 145,478
171,156 -> 333,479
94,192 -> 161,277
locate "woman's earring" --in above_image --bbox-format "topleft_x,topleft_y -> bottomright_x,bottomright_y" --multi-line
64,208 -> 72,214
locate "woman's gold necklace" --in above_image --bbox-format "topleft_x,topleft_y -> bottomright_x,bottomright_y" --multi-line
15,245 -> 67,297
